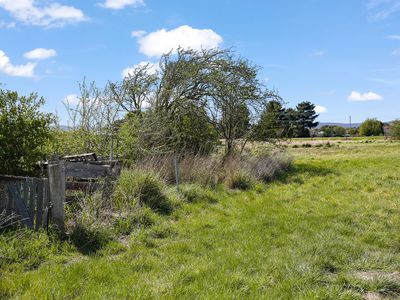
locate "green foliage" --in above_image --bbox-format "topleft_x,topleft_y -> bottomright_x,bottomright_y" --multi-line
0,89 -> 54,175
320,125 -> 347,137
295,101 -> 319,137
390,120 -> 400,140
117,113 -> 141,160
255,100 -> 286,140
359,118 -> 383,136
113,170 -> 172,214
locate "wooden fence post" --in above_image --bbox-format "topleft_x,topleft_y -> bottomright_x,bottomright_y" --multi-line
48,161 -> 65,232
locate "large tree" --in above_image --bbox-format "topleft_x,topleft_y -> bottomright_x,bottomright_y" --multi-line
295,101 -> 319,137
0,89 -> 54,175
206,53 -> 279,154
255,100 -> 286,141
359,118 -> 383,136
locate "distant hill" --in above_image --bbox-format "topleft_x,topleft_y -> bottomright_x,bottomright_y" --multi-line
317,121 -> 394,129
317,122 -> 361,129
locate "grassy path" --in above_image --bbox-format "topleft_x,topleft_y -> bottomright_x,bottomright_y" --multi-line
1,143 -> 400,299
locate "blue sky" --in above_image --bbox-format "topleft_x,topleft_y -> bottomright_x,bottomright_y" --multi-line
0,0 -> 399,124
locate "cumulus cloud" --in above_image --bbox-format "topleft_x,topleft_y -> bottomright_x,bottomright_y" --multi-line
136,25 -> 223,57
315,105 -> 327,113
100,0 -> 144,10
348,91 -> 383,102
0,50 -> 35,77
121,61 -> 158,78
0,0 -> 86,27
24,48 -> 56,60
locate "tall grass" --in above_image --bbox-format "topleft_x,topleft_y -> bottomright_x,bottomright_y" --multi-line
128,150 -> 292,189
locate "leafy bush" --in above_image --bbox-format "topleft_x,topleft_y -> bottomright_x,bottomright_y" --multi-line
359,118 -> 383,136
0,89 -> 54,175
114,170 -> 172,214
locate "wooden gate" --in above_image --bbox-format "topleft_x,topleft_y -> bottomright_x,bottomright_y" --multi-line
3,177 -> 50,230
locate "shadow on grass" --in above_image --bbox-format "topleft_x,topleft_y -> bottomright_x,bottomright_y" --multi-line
69,223 -> 112,255
275,162 -> 336,184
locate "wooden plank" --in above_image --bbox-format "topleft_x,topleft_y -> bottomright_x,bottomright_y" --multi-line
65,181 -> 101,191
42,178 -> 49,228
28,178 -> 35,222
23,178 -> 28,208
8,184 -> 33,228
64,162 -> 111,179
35,179 -> 44,230
48,162 -> 65,232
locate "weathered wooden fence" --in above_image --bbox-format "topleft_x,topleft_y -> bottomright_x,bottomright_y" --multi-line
0,161 -> 65,231
1,156 -> 120,232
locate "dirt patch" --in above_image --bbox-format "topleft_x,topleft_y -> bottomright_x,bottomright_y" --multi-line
363,292 -> 383,300
353,271 -> 400,282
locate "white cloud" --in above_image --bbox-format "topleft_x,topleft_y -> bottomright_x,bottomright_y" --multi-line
348,91 -> 383,102
0,0 -> 86,27
121,61 -> 158,78
24,48 -> 56,60
0,50 -> 35,77
386,35 -> 400,40
368,0 -> 400,20
63,94 -> 79,106
315,105 -> 327,113
131,30 -> 146,37
310,50 -> 326,58
137,25 -> 223,57
100,0 -> 144,10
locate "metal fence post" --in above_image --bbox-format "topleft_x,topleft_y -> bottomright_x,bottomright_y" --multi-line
174,156 -> 180,192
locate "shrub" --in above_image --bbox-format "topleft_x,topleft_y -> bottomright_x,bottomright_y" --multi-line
113,170 -> 172,215
181,184 -> 218,203
390,120 -> 400,140
359,118 -> 383,136
245,150 -> 292,182
226,170 -> 255,190
69,221 -> 112,255
0,89 -> 54,176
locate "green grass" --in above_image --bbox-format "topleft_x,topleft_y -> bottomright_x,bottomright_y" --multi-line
1,142 -> 400,299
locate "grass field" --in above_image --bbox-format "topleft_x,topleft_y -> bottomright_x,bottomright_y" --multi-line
1,141 -> 400,299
